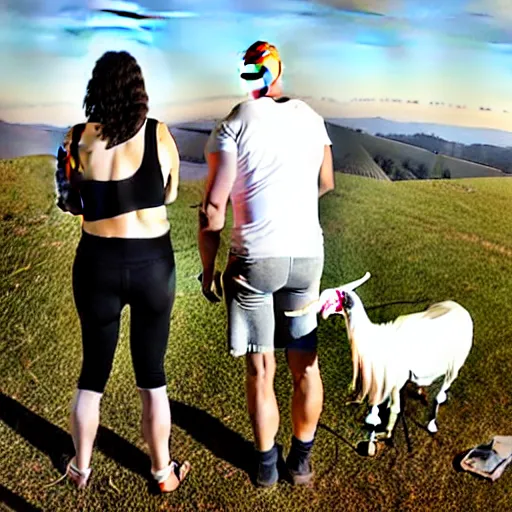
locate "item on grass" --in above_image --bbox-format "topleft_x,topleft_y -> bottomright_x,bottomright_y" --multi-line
460,435 -> 512,481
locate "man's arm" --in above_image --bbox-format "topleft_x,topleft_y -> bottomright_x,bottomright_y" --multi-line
198,150 -> 237,298
319,144 -> 335,197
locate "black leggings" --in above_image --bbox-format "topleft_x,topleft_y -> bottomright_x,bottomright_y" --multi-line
72,231 -> 176,393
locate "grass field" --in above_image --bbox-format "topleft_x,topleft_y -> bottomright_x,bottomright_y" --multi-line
1,155 -> 511,512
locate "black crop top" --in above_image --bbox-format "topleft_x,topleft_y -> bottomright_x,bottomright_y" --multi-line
79,118 -> 166,222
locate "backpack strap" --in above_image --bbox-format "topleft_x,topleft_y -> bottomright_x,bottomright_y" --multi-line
66,123 -> 86,182
56,123 -> 86,215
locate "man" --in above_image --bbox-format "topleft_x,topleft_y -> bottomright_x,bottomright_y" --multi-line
198,40 -> 334,487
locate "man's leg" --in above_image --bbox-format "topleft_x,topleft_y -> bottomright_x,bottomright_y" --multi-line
246,352 -> 279,451
276,256 -> 324,484
246,352 -> 280,486
285,348 -> 323,484
223,256 -> 289,486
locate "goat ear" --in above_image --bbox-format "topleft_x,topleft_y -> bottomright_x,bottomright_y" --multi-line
342,292 -> 354,310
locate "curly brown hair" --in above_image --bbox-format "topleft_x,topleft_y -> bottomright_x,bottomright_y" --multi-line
83,51 -> 149,149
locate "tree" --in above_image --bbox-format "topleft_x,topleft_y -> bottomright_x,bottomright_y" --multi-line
415,163 -> 429,179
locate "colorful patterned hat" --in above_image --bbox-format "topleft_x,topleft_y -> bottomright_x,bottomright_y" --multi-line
240,41 -> 282,92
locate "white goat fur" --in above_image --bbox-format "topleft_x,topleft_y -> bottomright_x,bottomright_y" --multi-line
287,272 -> 473,434
344,293 -> 473,408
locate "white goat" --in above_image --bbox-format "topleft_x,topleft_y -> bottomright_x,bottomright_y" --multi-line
287,272 -> 473,455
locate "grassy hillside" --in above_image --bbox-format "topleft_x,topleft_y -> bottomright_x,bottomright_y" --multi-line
436,154 -> 507,179
325,123 -> 507,180
324,124 -> 390,181
381,132 -> 512,174
1,156 -> 511,511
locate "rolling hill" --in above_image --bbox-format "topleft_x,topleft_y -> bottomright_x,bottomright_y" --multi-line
325,123 -> 390,180
324,123 -> 507,180
327,117 -> 512,147
377,132 -> 512,175
0,118 -> 507,181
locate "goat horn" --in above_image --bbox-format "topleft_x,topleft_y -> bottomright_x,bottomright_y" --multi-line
284,299 -> 320,317
343,272 -> 371,291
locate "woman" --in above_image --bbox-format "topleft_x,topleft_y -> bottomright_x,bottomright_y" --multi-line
61,51 -> 190,492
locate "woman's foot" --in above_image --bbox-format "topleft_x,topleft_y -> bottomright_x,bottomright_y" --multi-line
152,460 -> 191,493
67,458 -> 92,489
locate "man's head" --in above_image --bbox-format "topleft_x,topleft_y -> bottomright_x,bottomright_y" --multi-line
240,41 -> 283,98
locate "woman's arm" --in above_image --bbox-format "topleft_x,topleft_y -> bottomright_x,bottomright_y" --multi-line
157,122 -> 180,204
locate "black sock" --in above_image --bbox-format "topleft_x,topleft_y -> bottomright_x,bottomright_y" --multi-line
256,444 -> 278,485
287,436 -> 314,472
258,444 -> 278,466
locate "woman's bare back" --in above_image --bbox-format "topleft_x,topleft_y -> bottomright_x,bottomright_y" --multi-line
73,120 -> 179,238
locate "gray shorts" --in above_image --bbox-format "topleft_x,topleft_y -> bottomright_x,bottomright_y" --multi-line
222,253 -> 324,357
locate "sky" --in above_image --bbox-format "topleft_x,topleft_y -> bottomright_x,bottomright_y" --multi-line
1,0 -> 512,129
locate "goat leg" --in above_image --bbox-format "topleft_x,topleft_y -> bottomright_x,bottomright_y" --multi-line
377,386 -> 401,439
427,378 -> 450,433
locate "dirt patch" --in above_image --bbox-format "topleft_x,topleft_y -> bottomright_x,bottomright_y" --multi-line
445,231 -> 512,257
431,181 -> 476,193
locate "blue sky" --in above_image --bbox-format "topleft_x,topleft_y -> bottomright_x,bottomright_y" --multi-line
1,0 -> 512,128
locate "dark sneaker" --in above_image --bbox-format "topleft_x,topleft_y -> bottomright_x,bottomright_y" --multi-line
286,454 -> 314,485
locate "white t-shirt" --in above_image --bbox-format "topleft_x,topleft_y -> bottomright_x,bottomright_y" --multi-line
205,96 -> 332,258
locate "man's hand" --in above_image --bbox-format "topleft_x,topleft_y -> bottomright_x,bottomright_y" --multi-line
198,271 -> 223,303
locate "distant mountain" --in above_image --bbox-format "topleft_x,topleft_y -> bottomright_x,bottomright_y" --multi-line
0,119 -> 217,162
169,122 -> 217,164
327,117 -> 512,147
0,120 -> 67,160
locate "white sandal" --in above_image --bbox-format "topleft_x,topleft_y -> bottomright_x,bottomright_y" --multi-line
67,458 -> 92,489
151,460 -> 191,493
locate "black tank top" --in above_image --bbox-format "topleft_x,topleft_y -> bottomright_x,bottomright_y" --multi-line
80,118 -> 165,221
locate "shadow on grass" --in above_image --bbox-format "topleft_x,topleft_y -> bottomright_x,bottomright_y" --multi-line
0,484 -> 42,512
170,400 -> 254,476
0,392 -> 149,478
452,450 -> 471,473
0,392 -> 75,473
0,393 -> 253,483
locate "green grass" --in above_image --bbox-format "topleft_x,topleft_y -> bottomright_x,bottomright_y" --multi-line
1,156 -> 511,511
